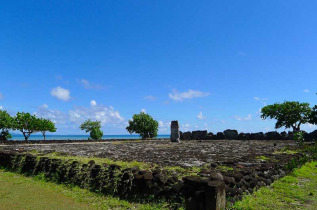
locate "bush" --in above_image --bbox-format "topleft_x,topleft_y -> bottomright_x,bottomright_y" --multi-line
293,131 -> 305,146
0,130 -> 12,142
126,112 -> 158,139
0,110 -> 13,141
89,127 -> 103,140
80,119 -> 103,140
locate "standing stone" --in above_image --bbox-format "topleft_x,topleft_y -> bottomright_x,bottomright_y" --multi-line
205,181 -> 226,210
170,121 -> 180,142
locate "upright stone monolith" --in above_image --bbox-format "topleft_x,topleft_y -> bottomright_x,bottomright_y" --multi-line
170,121 -> 180,142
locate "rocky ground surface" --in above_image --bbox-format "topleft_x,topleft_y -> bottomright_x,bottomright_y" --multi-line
0,140 -> 296,167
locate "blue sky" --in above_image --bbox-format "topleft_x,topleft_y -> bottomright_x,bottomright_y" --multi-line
0,0 -> 316,134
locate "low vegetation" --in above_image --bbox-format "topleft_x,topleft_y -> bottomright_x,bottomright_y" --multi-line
0,169 -> 169,209
232,161 -> 317,210
27,150 -> 207,177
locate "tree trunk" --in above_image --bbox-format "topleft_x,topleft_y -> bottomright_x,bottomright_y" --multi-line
292,126 -> 300,133
22,132 -> 28,141
42,131 -> 46,140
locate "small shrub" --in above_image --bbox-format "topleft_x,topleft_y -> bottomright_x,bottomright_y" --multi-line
293,131 -> 305,146
89,127 -> 103,140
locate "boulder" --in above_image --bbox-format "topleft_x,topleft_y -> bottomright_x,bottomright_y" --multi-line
207,132 -> 214,140
223,129 -> 238,140
182,132 -> 192,140
305,130 -> 317,142
238,133 -> 246,140
253,132 -> 265,140
265,131 -> 281,140
216,132 -> 225,140
192,130 -> 208,140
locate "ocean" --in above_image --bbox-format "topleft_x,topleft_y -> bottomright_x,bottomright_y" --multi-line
9,134 -> 170,141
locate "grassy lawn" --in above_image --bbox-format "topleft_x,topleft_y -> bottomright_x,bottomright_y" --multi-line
232,161 -> 317,210
0,170 -> 169,210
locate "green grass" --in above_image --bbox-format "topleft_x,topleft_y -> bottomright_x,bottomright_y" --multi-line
255,156 -> 270,161
26,151 -> 208,177
31,151 -> 154,170
0,169 -> 169,210
216,165 -> 234,172
232,161 -> 317,210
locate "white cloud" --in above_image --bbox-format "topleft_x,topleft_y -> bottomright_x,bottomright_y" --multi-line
181,123 -> 191,132
35,104 -> 69,124
141,109 -> 146,113
35,102 -> 124,128
168,89 -> 210,101
0,106 -> 3,110
197,111 -> 206,120
79,79 -> 106,90
144,95 -> 156,101
301,123 -> 317,132
90,100 -> 97,106
158,121 -> 171,132
51,86 -> 70,101
235,114 -> 252,121
0,92 -> 3,100
253,97 -> 268,101
40,104 -> 48,109
69,104 -> 124,126
304,89 -> 310,93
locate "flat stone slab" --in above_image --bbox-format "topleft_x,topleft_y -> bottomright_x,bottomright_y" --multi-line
0,140 -> 296,167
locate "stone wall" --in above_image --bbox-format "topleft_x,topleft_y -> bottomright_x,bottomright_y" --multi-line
0,148 -> 312,210
0,151 -> 183,202
180,129 -> 317,141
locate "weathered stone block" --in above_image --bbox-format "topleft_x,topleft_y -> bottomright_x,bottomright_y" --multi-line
205,181 -> 226,210
223,129 -> 238,140
192,130 -> 208,140
182,132 -> 192,140
171,121 -> 180,142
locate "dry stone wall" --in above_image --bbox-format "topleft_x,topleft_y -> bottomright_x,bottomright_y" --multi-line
0,147 -> 312,210
180,129 -> 317,141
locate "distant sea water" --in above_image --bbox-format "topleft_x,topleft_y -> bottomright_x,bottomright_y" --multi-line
9,135 -> 170,141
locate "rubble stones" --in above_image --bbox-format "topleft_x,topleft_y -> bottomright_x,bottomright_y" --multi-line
0,140 -> 296,168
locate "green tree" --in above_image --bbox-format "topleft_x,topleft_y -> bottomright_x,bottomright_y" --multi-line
13,112 -> 39,141
126,112 -> 158,139
38,118 -> 56,140
80,119 -> 103,140
261,101 -> 312,132
310,105 -> 317,124
0,110 -> 13,141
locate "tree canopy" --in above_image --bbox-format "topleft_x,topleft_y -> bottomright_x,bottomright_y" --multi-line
126,112 -> 158,139
261,101 -> 312,132
37,118 -> 56,140
309,105 -> 317,125
13,112 -> 40,141
80,119 -> 103,140
0,110 -> 13,141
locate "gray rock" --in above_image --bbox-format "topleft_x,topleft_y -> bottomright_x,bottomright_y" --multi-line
224,129 -> 239,140
170,121 -> 180,142
192,130 -> 208,140
210,172 -> 223,181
